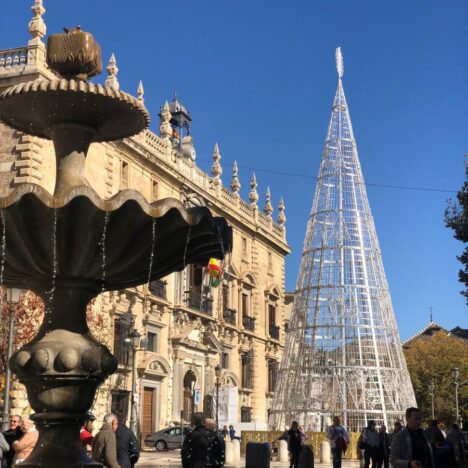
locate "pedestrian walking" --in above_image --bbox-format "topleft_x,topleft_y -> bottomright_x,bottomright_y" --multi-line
115,421 -> 139,468
91,413 -> 121,468
327,416 -> 350,468
12,418 -> 38,464
425,420 -> 443,445
2,415 -> 22,468
376,425 -> 390,468
287,421 -> 303,468
390,407 -> 434,468
362,421 -> 380,468
181,412 -> 225,468
431,431 -> 457,468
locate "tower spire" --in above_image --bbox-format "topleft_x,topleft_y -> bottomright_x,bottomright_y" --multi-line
137,80 -> 144,103
105,53 -> 119,90
211,143 -> 222,185
335,46 -> 344,79
270,48 -> 415,433
277,196 -> 286,226
264,186 -> 273,218
248,173 -> 258,207
230,160 -> 241,195
28,0 -> 46,45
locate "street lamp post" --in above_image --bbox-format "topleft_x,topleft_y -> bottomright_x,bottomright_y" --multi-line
124,329 -> 146,436
215,364 -> 222,429
452,367 -> 459,425
428,379 -> 435,420
1,288 -> 21,431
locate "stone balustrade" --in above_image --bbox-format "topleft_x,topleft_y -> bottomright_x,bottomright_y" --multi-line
0,47 -> 28,68
129,129 -> 287,244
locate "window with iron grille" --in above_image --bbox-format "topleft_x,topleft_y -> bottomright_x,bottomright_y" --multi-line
111,390 -> 129,423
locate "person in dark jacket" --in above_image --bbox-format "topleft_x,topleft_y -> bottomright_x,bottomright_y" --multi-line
115,422 -> 139,468
424,420 -> 443,445
91,413 -> 121,468
181,413 -> 225,467
431,431 -> 457,468
376,425 -> 390,468
2,415 -> 22,468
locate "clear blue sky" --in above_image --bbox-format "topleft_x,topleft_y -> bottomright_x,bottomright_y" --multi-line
1,1 -> 466,339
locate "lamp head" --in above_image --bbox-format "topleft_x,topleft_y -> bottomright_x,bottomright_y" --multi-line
215,364 -> 222,378
452,367 -> 459,381
6,288 -> 21,304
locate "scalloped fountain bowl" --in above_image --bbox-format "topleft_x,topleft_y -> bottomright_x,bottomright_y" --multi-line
0,27 -> 232,468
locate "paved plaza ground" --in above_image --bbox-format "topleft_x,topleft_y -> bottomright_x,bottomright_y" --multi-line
135,449 -> 360,467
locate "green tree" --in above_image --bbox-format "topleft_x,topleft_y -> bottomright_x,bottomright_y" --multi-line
403,332 -> 468,427
445,165 -> 468,303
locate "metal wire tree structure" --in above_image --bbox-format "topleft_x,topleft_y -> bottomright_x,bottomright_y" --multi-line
269,48 -> 415,432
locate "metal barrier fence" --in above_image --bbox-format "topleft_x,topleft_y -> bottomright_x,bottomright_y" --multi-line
240,431 -> 360,460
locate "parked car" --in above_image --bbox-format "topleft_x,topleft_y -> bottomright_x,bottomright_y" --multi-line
144,426 -> 191,451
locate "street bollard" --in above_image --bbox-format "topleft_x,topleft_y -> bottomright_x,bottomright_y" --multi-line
278,439 -> 288,462
320,440 -> 330,463
225,440 -> 234,463
232,439 -> 241,461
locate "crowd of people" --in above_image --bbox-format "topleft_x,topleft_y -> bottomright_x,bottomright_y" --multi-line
325,407 -> 467,468
0,412 -> 139,468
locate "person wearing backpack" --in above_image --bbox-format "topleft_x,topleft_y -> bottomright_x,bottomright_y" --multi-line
327,416 -> 350,468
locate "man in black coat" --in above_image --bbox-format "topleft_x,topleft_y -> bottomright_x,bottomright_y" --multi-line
115,422 -> 139,468
2,415 -> 22,468
181,413 -> 225,468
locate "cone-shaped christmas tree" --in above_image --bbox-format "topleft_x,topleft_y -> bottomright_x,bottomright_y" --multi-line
269,48 -> 415,432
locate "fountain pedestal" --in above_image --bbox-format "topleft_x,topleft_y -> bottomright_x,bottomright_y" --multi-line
0,27 -> 232,467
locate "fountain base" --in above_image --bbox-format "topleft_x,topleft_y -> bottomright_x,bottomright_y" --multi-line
19,413 -> 101,467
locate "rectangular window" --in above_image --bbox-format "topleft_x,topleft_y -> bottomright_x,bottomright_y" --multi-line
242,293 -> 249,317
241,407 -> 252,423
241,352 -> 253,389
268,303 -> 276,325
242,237 -> 247,258
221,352 -> 229,369
113,319 -> 130,366
147,332 -> 157,353
152,179 -> 159,200
222,283 -> 229,312
268,360 -> 278,392
111,390 -> 130,424
121,161 -> 129,189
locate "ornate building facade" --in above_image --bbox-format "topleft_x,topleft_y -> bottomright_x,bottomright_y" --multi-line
0,2 -> 290,436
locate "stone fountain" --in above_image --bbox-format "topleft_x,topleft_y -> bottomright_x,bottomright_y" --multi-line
0,27 -> 231,467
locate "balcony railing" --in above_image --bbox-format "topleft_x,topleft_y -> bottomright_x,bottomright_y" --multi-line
242,315 -> 255,332
269,324 -> 280,340
223,308 -> 237,325
186,291 -> 213,315
149,279 -> 167,299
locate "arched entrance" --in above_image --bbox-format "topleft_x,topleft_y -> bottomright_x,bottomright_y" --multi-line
183,370 -> 197,422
